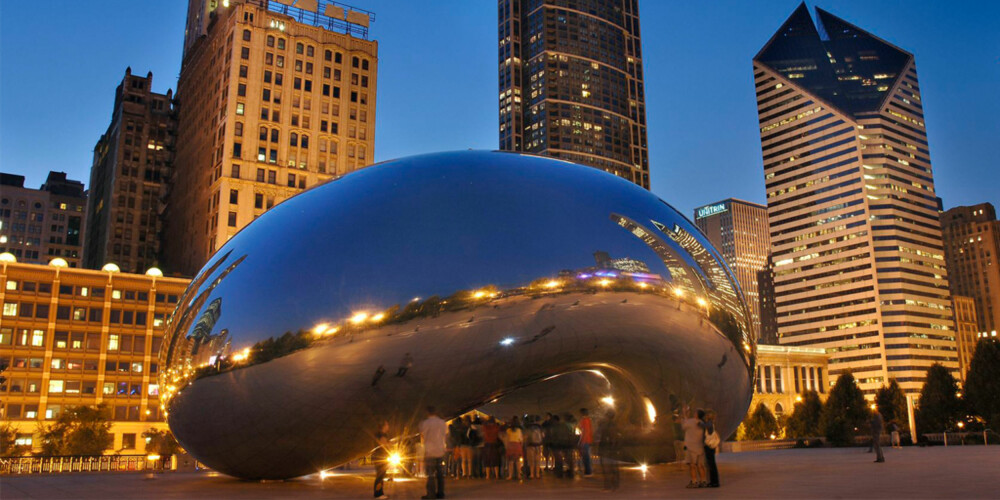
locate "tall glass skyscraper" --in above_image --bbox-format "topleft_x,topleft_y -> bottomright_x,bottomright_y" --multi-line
754,4 -> 958,396
498,0 -> 649,189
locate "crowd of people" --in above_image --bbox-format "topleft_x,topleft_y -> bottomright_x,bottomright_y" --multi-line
373,404 -> 723,498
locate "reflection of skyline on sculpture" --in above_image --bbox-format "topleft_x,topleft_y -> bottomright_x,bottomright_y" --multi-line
176,152 -> 740,343
160,151 -> 755,479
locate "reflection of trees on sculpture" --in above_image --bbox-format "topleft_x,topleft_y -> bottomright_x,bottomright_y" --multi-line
143,428 -> 182,465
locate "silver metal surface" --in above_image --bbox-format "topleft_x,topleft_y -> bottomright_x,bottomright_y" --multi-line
160,150 -> 756,479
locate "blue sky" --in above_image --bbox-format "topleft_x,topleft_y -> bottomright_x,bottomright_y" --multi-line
1,1 -> 997,218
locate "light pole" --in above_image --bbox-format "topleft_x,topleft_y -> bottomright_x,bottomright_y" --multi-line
906,394 -> 918,444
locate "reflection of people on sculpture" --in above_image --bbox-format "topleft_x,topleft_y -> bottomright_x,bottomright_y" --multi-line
396,352 -> 413,377
598,410 -> 621,491
371,365 -> 386,387
373,420 -> 391,498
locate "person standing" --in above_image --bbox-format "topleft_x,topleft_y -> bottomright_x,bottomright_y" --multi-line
525,416 -> 544,479
373,421 -> 391,498
419,406 -> 448,499
598,410 -> 621,491
541,413 -> 554,471
676,405 -> 707,488
481,416 -> 502,479
702,410 -> 720,488
889,421 -> 901,449
504,417 -> 524,480
578,408 -> 594,477
871,411 -> 885,463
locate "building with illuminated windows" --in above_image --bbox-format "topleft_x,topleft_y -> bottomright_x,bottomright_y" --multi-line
941,203 -> 1000,340
0,172 -> 87,268
84,68 -> 176,274
750,344 -> 829,420
0,257 -> 189,453
754,4 -> 958,396
694,199 -> 771,342
951,295 -> 978,381
165,0 -> 378,276
498,0 -> 650,189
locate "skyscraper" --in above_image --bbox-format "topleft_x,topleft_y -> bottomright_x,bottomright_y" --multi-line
84,68 -> 176,274
941,203 -> 1000,338
0,172 -> 87,267
165,0 -> 377,276
754,4 -> 957,395
498,0 -> 650,189
951,295 -> 979,381
694,199 -> 771,341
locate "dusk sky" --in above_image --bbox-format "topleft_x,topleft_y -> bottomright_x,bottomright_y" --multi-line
1,1 -> 997,218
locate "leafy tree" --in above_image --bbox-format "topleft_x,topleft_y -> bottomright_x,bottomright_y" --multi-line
964,338 -> 1000,431
916,363 -> 963,434
38,404 -> 113,456
142,428 -> 181,466
875,379 -> 909,433
743,403 -> 780,440
1,422 -> 32,456
820,373 -> 868,446
785,390 -> 823,438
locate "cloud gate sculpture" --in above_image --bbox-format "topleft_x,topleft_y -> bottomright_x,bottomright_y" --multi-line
161,150 -> 755,479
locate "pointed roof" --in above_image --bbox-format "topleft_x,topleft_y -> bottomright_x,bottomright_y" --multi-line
754,4 -> 913,117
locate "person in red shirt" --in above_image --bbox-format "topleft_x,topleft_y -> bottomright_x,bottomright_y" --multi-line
482,416 -> 502,479
578,408 -> 593,476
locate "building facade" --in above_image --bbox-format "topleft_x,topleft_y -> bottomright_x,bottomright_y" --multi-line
941,203 -> 1000,338
754,5 -> 957,396
165,0 -> 377,276
1,172 -> 87,268
498,0 -> 650,188
694,199 -> 771,341
751,344 -> 829,419
951,295 -> 978,381
84,68 -> 176,274
0,257 -> 189,453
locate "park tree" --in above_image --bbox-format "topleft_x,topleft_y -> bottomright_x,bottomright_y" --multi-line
875,379 -> 909,433
742,403 -> 780,440
962,338 -> 1000,431
38,404 -> 113,456
1,422 -> 32,456
142,428 -> 181,466
785,390 -> 823,438
916,363 -> 963,434
820,372 -> 868,446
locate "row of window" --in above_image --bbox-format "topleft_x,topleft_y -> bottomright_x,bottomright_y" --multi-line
4,280 -> 179,304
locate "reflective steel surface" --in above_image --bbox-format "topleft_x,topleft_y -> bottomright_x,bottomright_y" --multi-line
161,151 -> 756,479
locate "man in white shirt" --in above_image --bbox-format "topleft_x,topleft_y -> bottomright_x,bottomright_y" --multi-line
419,406 -> 448,499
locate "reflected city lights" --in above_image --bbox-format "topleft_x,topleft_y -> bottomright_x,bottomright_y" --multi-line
499,337 -> 516,346
371,313 -> 385,323
544,279 -> 561,289
644,397 -> 657,423
598,278 -> 611,287
349,312 -> 368,324
312,323 -> 330,335
600,396 -> 615,406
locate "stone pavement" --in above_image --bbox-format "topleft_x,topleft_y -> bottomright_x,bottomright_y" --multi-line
4,446 -> 998,499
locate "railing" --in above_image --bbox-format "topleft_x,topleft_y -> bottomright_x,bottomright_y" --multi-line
0,454 -> 166,475
722,438 -> 822,453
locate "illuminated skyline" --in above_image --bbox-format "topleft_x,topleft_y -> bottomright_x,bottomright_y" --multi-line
1,1 -> 997,218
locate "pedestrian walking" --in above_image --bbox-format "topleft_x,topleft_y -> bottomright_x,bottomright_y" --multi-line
396,353 -> 413,377
702,410 -> 720,487
871,411 -> 885,463
371,365 -> 386,386
419,406 -> 448,499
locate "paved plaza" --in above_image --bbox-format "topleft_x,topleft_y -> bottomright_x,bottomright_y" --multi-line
4,446 -> 998,499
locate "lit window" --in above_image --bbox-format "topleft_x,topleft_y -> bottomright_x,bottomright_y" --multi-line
2,303 -> 16,316
49,380 -> 64,393
31,330 -> 44,346
108,334 -> 119,351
